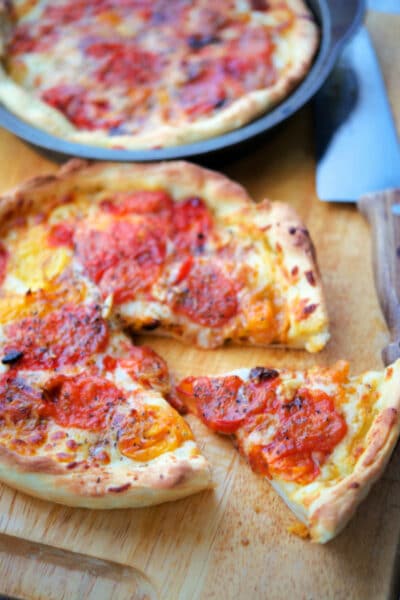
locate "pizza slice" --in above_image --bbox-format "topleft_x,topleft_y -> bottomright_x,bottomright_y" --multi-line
0,365 -> 211,508
0,289 -> 211,507
0,159 -> 329,352
175,360 -> 400,542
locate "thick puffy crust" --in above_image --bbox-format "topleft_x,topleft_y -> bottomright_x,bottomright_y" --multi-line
0,159 -> 251,228
0,1 -> 318,148
230,361 -> 400,543
0,439 -> 211,508
241,199 -> 329,352
306,362 -> 400,542
0,159 -> 329,351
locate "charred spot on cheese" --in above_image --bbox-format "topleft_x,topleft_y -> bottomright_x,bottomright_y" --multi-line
1,349 -> 24,365
108,483 -> 131,493
142,319 -> 161,331
249,367 -> 279,383
187,34 -> 220,50
303,303 -> 318,317
305,270 -> 316,286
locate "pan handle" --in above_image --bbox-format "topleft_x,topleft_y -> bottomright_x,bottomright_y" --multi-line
311,0 -> 365,89
358,189 -> 400,366
325,0 -> 366,55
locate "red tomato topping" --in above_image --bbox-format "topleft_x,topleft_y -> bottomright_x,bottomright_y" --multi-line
177,370 -> 347,484
0,375 -> 43,426
177,370 -> 279,434
176,376 -> 245,433
248,388 -> 348,484
100,190 -> 173,220
0,242 -> 8,286
4,304 -> 109,370
86,41 -> 158,86
172,197 -> 213,253
41,373 -> 124,431
41,85 -> 122,130
76,220 -> 166,304
172,261 -> 238,327
48,223 -> 75,248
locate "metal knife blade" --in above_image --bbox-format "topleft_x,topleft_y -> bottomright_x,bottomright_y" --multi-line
314,26 -> 400,202
313,20 -> 400,365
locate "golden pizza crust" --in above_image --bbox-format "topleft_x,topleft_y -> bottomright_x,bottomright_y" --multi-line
306,362 -> 400,542
0,159 -> 329,351
0,1 -> 319,148
0,439 -> 212,508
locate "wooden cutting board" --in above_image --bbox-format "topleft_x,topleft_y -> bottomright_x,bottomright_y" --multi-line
1,11 -> 400,600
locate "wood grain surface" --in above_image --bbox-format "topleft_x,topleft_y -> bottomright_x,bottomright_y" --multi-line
0,10 -> 400,600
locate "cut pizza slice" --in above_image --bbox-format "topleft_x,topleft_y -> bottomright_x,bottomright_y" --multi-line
175,360 -> 400,542
0,278 -> 211,507
0,365 -> 211,508
0,159 -> 329,351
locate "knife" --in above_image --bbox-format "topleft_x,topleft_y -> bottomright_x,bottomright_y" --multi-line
313,24 -> 400,366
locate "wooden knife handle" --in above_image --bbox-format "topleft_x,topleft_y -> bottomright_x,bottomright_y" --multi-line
358,189 -> 400,366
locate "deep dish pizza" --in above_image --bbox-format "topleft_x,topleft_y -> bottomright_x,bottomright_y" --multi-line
0,159 -> 329,351
0,0 -> 319,148
0,159 -> 327,508
175,360 -> 400,542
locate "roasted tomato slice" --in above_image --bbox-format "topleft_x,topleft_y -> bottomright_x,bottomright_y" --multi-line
248,388 -> 348,484
177,375 -> 261,434
118,405 -> 193,462
172,261 -> 238,328
75,220 -> 166,303
41,373 -> 124,432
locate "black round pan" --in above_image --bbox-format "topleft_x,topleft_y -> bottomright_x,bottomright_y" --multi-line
0,0 -> 365,163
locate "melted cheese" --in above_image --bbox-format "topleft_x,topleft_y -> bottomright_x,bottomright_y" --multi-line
4,224 -> 71,293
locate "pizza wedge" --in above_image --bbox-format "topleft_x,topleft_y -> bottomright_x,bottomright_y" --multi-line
175,360 -> 400,542
0,289 -> 211,507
